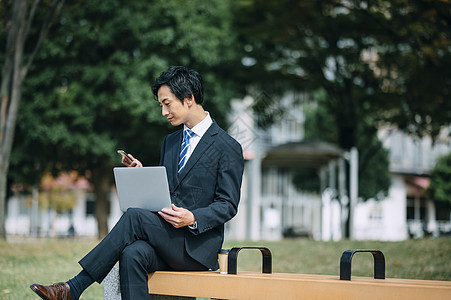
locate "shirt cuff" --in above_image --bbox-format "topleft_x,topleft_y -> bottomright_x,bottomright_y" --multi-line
188,221 -> 198,230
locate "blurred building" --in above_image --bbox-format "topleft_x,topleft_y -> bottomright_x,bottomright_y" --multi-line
225,92 -> 347,241
225,93 -> 451,241
5,93 -> 451,240
352,127 -> 451,239
6,174 -> 122,238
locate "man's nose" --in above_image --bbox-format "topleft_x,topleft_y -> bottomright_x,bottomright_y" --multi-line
162,106 -> 168,116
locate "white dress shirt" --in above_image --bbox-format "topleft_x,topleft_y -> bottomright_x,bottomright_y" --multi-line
183,112 -> 212,230
183,112 -> 213,162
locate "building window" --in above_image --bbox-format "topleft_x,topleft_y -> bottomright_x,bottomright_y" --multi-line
86,198 -> 95,216
406,197 -> 426,220
436,201 -> 451,221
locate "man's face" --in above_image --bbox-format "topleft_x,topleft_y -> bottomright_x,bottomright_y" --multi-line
158,85 -> 190,126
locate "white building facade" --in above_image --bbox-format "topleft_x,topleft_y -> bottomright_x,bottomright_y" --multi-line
6,185 -> 122,238
225,93 -> 451,241
352,127 -> 451,240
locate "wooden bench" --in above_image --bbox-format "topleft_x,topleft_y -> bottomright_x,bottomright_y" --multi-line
104,247 -> 451,300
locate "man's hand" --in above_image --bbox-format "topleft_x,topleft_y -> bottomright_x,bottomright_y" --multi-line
122,153 -> 143,167
159,204 -> 196,228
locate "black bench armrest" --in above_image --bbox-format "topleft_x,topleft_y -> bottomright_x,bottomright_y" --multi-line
227,247 -> 272,274
340,249 -> 385,280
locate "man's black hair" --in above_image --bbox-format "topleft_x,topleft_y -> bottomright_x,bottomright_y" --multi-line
152,66 -> 204,105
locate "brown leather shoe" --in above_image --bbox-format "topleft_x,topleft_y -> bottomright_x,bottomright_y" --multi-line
30,282 -> 73,300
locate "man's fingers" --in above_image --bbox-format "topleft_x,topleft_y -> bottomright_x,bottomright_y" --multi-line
161,207 -> 177,216
158,211 -> 182,228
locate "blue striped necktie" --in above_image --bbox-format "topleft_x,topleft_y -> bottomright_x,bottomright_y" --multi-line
178,129 -> 194,176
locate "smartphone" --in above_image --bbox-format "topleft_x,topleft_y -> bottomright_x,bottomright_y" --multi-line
117,150 -> 133,163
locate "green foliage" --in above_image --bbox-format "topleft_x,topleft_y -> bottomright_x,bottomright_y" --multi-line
234,0 -> 451,144
291,168 -> 320,193
357,135 -> 391,200
428,153 -> 451,203
232,0 -> 451,200
4,0 -> 243,237
9,0 -> 242,186
303,89 -> 391,199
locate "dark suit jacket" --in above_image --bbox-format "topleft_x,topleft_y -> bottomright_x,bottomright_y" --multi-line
159,121 -> 244,269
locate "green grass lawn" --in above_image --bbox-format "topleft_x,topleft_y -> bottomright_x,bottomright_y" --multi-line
1,237 -> 450,299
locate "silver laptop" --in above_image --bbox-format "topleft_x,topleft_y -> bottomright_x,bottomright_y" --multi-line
113,166 -> 172,212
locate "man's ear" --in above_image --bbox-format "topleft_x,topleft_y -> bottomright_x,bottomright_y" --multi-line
184,95 -> 196,107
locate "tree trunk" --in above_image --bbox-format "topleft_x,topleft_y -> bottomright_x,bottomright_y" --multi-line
0,166 -> 7,239
91,160 -> 113,239
0,0 -> 28,240
0,0 -> 65,240
334,119 -> 354,239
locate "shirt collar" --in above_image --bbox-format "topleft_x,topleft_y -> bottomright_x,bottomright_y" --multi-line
184,112 -> 212,138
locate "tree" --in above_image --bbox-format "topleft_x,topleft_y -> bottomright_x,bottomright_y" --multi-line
303,90 -> 391,200
428,152 -> 451,204
233,0 -> 450,237
235,0 -> 451,146
0,0 -> 65,240
234,0 -> 450,193
8,0 -> 241,238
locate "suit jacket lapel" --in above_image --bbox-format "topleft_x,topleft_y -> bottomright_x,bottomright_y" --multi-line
167,130 -> 183,190
177,122 -> 219,184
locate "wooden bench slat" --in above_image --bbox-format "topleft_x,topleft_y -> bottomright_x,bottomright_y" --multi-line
148,271 -> 451,300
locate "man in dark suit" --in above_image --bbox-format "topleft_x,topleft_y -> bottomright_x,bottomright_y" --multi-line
30,66 -> 244,300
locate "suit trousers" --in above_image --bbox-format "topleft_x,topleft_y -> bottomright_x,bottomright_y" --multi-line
79,208 -> 208,300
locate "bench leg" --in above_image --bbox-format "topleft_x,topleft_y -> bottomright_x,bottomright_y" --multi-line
104,265 -> 122,300
104,266 -> 195,300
